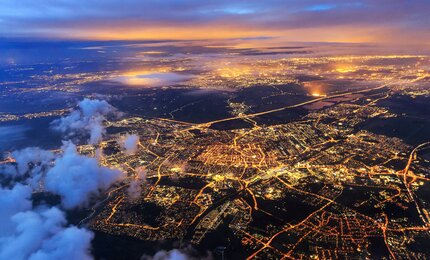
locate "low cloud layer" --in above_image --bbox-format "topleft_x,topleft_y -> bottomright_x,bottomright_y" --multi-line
12,147 -> 55,176
145,249 -> 189,260
51,98 -> 118,144
0,184 -> 32,235
45,142 -> 124,209
1,141 -> 124,209
0,99 -> 128,260
0,185 -> 93,260
119,133 -> 140,155
1,147 -> 55,188
127,167 -> 147,199
141,246 -> 212,260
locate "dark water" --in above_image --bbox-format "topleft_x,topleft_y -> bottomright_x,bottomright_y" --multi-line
0,117 -> 63,152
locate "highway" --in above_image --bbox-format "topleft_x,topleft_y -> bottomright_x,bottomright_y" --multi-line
181,84 -> 389,130
402,141 -> 430,225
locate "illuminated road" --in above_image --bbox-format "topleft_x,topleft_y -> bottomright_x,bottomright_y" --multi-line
402,141 -> 430,225
180,84 -> 389,131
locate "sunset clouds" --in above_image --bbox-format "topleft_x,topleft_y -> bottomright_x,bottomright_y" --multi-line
1,0 -> 429,44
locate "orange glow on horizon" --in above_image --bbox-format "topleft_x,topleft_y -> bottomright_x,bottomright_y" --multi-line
37,24 -> 386,45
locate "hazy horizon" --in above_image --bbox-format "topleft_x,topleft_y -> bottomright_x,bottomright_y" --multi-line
1,0 -> 429,45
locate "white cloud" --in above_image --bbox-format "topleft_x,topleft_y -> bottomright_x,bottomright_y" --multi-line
45,141 -> 124,209
51,98 -> 118,144
118,133 -> 140,155
0,98 -> 130,260
0,185 -> 93,260
11,147 -> 55,176
141,245 -> 212,260
0,140 -> 119,259
29,225 -> 93,260
0,147 -> 56,188
127,167 -> 147,199
0,184 -> 32,236
143,249 -> 189,260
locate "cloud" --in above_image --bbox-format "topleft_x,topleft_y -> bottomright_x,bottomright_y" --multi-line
150,249 -> 189,260
0,147 -> 55,188
45,141 -> 124,209
141,244 -> 212,260
141,249 -> 190,260
127,167 -> 147,199
28,224 -> 93,260
0,98 -> 127,259
1,140 -> 124,204
0,184 -> 32,236
0,185 -> 94,260
1,99 -> 125,209
118,133 -> 140,155
11,147 -> 55,176
51,98 -> 119,145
